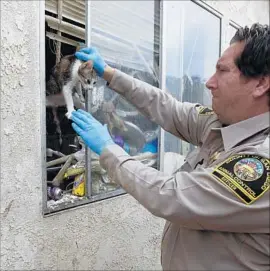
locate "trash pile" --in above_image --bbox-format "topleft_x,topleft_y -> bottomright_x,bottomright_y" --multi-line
46,75 -> 159,210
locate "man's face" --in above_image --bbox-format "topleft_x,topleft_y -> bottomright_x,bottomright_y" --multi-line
206,42 -> 258,124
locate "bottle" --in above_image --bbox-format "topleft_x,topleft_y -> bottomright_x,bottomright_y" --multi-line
47,186 -> 63,201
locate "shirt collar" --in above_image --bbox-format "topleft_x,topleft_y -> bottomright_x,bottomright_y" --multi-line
211,112 -> 269,151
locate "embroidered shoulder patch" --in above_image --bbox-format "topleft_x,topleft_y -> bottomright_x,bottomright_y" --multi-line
197,106 -> 214,116
212,154 -> 269,204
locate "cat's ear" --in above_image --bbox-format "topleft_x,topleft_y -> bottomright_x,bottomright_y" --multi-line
79,61 -> 93,70
78,63 -> 86,76
81,62 -> 88,68
86,60 -> 93,69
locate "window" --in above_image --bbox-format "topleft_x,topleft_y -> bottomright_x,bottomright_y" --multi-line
43,0 -> 160,214
162,1 -> 221,157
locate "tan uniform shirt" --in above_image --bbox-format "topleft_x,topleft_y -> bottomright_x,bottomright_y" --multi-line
100,70 -> 270,270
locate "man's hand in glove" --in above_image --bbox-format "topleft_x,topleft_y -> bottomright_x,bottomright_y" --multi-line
75,47 -> 107,77
71,109 -> 115,155
75,46 -> 115,83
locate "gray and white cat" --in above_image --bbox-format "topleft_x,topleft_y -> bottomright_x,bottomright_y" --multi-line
46,54 -> 96,119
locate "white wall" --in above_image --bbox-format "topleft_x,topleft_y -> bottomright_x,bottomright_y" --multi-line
208,0 -> 269,26
0,1 -> 269,270
207,0 -> 270,53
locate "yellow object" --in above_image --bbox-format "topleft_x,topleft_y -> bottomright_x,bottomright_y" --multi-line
64,167 -> 85,179
72,173 -> 85,196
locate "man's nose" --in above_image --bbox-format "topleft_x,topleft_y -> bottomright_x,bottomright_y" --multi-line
206,74 -> 217,90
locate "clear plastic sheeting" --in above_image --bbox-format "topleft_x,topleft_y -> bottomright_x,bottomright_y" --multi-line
88,0 -> 160,153
87,1 -> 160,196
90,1 -> 160,73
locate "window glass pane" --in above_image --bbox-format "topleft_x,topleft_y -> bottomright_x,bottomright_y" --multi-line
164,1 -> 220,156
89,1 -> 160,195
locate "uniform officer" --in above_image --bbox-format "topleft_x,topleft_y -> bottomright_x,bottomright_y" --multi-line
71,23 -> 270,270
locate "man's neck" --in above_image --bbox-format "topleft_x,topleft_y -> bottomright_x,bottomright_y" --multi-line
230,104 -> 269,125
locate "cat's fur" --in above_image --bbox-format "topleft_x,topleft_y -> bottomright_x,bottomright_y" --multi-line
46,54 -> 96,119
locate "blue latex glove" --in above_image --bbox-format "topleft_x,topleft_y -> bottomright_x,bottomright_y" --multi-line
71,109 -> 115,155
75,47 -> 107,77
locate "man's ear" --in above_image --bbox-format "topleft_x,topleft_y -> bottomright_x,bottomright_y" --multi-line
253,76 -> 270,98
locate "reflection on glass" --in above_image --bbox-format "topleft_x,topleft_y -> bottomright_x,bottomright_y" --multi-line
89,1 -> 160,195
164,1 -> 220,156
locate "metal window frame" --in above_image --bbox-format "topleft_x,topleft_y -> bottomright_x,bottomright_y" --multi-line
157,0 -> 166,171
85,0 -> 92,203
40,0 -> 47,215
42,0 -> 162,216
229,20 -> 241,30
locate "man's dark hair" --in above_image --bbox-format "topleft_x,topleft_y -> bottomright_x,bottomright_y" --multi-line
230,23 -> 269,78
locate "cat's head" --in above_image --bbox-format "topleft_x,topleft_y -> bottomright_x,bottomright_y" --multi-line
78,60 -> 96,89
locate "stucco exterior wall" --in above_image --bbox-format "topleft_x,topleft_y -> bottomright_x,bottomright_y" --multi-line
0,1 -> 269,270
208,0 -> 269,26
207,0 -> 270,53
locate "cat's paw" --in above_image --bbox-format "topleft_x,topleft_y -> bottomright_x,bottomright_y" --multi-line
65,110 -> 74,119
